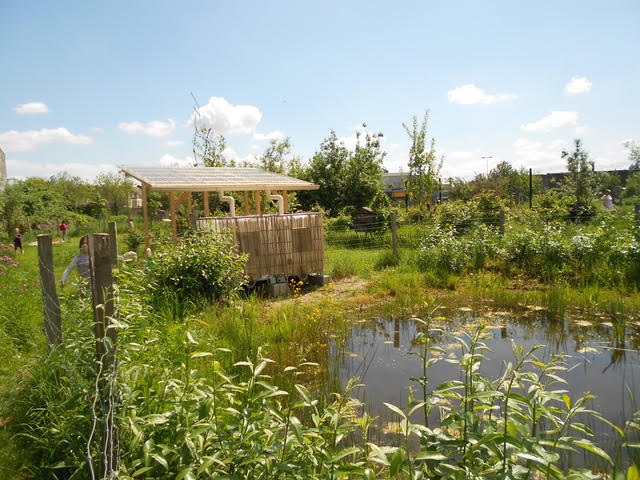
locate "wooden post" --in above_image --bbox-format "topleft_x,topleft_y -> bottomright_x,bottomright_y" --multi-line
88,234 -> 116,364
169,191 -> 177,244
390,212 -> 399,257
142,183 -> 150,249
243,191 -> 250,215
635,204 -> 640,242
499,209 -> 506,236
203,192 -> 210,217
108,221 -> 118,266
37,235 -> 62,348
254,190 -> 261,215
189,209 -> 199,230
282,191 -> 289,213
187,192 -> 192,215
529,168 -> 533,209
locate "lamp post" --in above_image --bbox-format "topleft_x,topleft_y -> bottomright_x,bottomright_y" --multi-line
482,156 -> 493,177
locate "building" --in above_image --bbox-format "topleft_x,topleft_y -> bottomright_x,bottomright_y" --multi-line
383,172 -> 450,205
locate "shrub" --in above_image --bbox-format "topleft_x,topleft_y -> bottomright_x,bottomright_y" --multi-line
142,230 -> 247,308
435,200 -> 476,235
124,228 -> 145,253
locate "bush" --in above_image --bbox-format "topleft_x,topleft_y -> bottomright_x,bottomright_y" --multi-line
124,229 -> 145,253
142,230 -> 247,308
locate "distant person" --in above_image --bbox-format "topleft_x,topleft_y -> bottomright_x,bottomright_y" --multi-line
601,189 -> 615,210
127,217 -> 135,229
13,228 -> 24,254
59,220 -> 68,241
60,235 -> 90,289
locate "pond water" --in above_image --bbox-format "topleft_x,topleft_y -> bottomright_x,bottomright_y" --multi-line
330,303 -> 640,467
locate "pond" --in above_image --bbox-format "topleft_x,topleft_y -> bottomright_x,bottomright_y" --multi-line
330,302 -> 640,468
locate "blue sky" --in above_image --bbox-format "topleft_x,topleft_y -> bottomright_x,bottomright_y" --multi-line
1,0 -> 638,181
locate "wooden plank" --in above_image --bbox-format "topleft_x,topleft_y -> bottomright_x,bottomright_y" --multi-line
203,192 -> 210,217
169,191 -> 177,244
142,183 -> 150,248
283,190 -> 289,213
254,190 -> 261,215
89,234 -> 116,362
243,191 -> 250,215
37,234 -> 62,348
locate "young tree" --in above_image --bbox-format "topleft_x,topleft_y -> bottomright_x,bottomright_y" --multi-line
257,138 -> 292,174
403,111 -> 442,205
625,140 -> 640,171
191,98 -> 231,167
561,139 -> 597,218
342,130 -> 388,211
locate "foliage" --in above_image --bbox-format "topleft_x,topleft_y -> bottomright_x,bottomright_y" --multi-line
626,139 -> 640,171
403,111 -> 442,206
141,230 -> 247,308
94,172 -> 134,216
562,139 -> 598,220
192,103 -> 230,167
124,228 -> 146,253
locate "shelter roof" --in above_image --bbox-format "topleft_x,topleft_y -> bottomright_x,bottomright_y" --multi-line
120,166 -> 318,192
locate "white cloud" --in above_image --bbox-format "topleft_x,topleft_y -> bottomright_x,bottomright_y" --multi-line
190,97 -> 262,135
575,126 -> 587,135
118,118 -> 176,138
159,154 -> 194,167
447,84 -> 517,105
250,145 -> 261,150
521,111 -> 578,132
513,138 -> 569,171
6,157 -> 117,180
0,127 -> 93,152
448,151 -> 474,160
13,102 -> 50,114
166,140 -> 184,147
89,126 -> 103,132
253,130 -> 284,141
565,76 -> 592,94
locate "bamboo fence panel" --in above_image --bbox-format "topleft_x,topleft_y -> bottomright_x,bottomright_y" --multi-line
197,213 -> 324,281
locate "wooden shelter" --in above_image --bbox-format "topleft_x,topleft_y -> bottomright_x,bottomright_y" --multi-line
120,166 -> 319,247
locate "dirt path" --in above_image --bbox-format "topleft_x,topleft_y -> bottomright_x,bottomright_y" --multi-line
270,276 -> 369,307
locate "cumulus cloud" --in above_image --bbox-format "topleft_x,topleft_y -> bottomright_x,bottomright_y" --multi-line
447,84 -> 517,105
118,119 -> 176,137
447,151 -> 474,160
13,102 -> 50,114
521,111 -> 578,132
253,130 -> 284,141
0,127 -> 93,152
190,97 -> 262,135
512,138 -> 569,171
166,140 -> 184,147
565,76 -> 592,94
6,157 -> 117,180
159,154 -> 194,167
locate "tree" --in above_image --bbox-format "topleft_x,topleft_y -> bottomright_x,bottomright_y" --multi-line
403,111 -> 442,205
342,129 -> 388,211
561,139 -> 597,218
625,140 -> 640,171
95,172 -> 134,216
257,138 -> 292,174
299,131 -> 349,214
191,98 -> 231,167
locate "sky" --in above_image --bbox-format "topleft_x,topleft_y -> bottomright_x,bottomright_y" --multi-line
1,0 -> 639,182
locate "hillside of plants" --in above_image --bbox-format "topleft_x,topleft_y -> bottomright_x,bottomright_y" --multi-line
1,118 -> 640,479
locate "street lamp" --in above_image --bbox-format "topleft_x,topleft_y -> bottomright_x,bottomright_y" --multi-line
481,156 -> 493,176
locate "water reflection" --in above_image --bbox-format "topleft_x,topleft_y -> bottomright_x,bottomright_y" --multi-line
330,306 -> 640,467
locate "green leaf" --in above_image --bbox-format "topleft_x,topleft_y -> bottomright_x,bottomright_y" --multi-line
190,351 -> 213,358
176,467 -> 195,480
151,454 -> 168,470
572,439 -> 613,465
383,402 -> 407,420
562,394 -> 571,410
627,465 -> 639,480
414,450 -> 447,461
330,446 -> 360,463
132,466 -> 154,477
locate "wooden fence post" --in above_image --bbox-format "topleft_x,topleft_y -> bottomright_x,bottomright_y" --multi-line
635,204 -> 640,242
108,221 -> 118,266
499,209 -> 505,236
390,212 -> 399,257
37,234 -> 62,348
89,234 -> 116,365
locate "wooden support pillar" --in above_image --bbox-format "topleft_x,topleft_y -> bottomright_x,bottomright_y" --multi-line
169,191 -> 177,245
282,190 -> 289,213
203,191 -> 210,217
254,190 -> 261,215
142,183 -> 150,248
37,234 -> 62,348
243,191 -> 250,215
88,233 -> 116,363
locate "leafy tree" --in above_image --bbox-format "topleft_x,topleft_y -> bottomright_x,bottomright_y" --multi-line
342,129 -> 388,211
403,111 -> 442,205
191,102 -> 230,167
49,172 -> 94,213
299,131 -> 349,214
561,139 -> 597,219
257,138 -> 292,174
94,172 -> 133,216
625,140 -> 640,171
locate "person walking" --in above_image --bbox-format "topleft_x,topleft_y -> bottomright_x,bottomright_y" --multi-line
601,189 -> 615,210
60,235 -> 90,289
13,228 -> 24,254
59,220 -> 68,241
